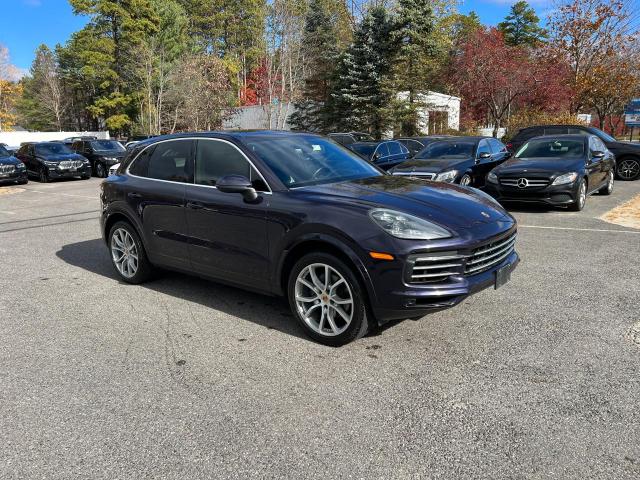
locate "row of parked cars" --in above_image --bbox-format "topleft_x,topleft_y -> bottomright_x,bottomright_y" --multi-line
328,124 -> 637,211
0,137 -> 128,184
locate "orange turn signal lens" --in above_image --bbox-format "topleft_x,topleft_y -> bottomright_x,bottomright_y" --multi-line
369,252 -> 394,261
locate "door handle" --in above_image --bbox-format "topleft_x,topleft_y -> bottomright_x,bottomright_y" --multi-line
186,201 -> 204,210
128,192 -> 142,199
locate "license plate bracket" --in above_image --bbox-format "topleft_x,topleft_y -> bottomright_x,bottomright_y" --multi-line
495,264 -> 511,289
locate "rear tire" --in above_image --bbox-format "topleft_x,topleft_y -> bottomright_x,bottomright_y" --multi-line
108,221 -> 154,284
288,252 -> 370,346
599,170 -> 614,195
569,178 -> 587,211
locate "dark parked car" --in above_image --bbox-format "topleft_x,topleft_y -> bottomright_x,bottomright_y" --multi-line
485,134 -> 615,211
348,140 -> 410,170
389,137 -> 510,187
71,138 -> 126,177
395,136 -> 454,156
100,131 -> 519,346
507,124 -> 640,180
328,132 -> 374,146
16,142 -> 92,183
0,144 -> 28,185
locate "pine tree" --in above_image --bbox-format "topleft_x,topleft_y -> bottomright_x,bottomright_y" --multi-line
497,1 -> 547,47
18,45 -> 66,131
326,7 -> 394,137
68,0 -> 159,133
289,0 -> 351,131
388,0 -> 438,135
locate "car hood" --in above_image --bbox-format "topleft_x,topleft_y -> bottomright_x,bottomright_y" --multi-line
0,155 -> 20,165
391,157 -> 471,174
94,150 -> 126,159
39,153 -> 86,162
496,157 -> 583,175
297,175 -> 512,230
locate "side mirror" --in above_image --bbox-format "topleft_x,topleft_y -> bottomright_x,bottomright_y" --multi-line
217,175 -> 259,202
592,150 -> 605,158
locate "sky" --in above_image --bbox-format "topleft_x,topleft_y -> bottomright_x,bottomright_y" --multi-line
0,0 -> 554,74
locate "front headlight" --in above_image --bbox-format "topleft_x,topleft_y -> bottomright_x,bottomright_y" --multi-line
552,172 -> 578,185
487,171 -> 498,183
369,208 -> 452,240
435,170 -> 458,183
15,162 -> 26,170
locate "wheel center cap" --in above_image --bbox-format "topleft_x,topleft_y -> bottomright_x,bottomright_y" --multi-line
321,293 -> 329,303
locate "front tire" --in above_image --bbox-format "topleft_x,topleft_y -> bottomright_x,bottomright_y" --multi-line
599,170 -> 614,195
108,221 -> 154,284
95,162 -> 107,178
617,158 -> 640,181
569,178 -> 587,211
39,168 -> 49,183
459,173 -> 472,186
288,252 -> 370,346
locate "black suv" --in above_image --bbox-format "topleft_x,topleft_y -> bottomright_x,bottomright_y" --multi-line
100,131 -> 518,346
507,125 -> 640,180
71,139 -> 127,177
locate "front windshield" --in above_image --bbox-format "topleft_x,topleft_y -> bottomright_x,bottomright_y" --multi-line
35,143 -> 73,155
0,146 -> 10,157
240,135 -> 382,188
416,141 -> 475,159
91,140 -> 125,152
516,139 -> 584,158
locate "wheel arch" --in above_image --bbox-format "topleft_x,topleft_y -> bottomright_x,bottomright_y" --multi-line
276,235 -> 377,311
103,210 -> 144,247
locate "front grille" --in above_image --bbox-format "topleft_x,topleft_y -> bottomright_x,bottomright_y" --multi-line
500,177 -> 549,188
407,254 -> 465,283
392,172 -> 436,180
406,232 -> 517,284
0,165 -> 16,174
58,160 -> 84,169
464,233 -> 517,275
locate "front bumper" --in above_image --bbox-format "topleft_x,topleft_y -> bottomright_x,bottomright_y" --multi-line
47,165 -> 92,179
484,181 -> 579,206
366,224 -> 519,323
0,170 -> 27,184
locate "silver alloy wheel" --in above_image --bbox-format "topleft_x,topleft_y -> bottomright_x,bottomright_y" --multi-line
606,170 -> 614,193
294,263 -> 354,337
111,228 -> 139,278
460,174 -> 471,186
96,163 -> 106,178
577,180 -> 587,209
618,159 -> 640,180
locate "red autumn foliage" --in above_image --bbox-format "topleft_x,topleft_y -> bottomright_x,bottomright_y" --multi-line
451,28 -> 574,135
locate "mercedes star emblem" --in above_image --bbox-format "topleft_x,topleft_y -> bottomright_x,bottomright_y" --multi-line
517,178 -> 529,188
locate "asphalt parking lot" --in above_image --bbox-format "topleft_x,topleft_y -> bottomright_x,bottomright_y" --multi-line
1,178 -> 639,479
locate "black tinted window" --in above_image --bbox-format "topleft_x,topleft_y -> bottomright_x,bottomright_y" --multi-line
375,143 -> 390,157
515,128 -> 543,141
489,138 -> 506,153
147,141 -> 192,182
477,140 -> 491,156
131,141 -> 192,182
544,127 -> 568,135
195,140 -> 267,191
387,142 -> 402,155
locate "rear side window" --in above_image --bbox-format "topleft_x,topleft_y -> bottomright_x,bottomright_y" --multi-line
130,140 -> 193,183
375,143 -> 390,157
489,138 -> 507,153
388,141 -> 402,155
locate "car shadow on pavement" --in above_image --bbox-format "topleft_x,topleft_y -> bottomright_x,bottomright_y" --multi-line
56,238 -> 309,341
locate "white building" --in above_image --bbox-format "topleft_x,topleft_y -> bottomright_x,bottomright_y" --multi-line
223,91 -> 461,135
